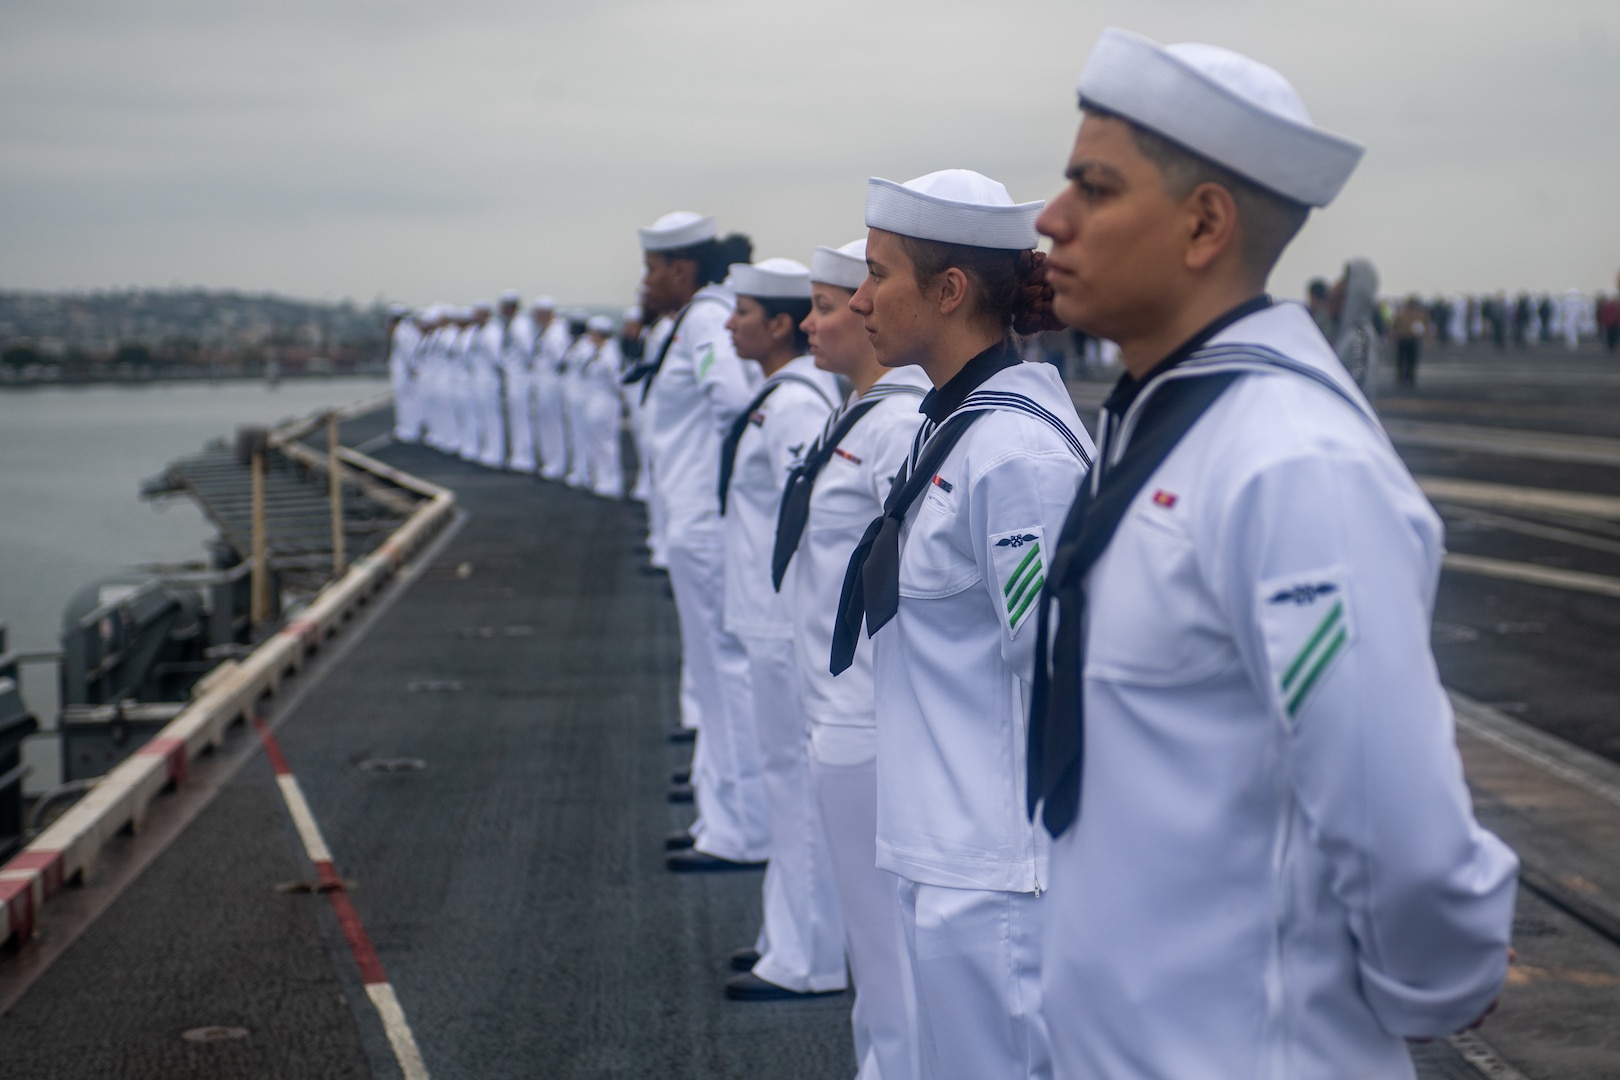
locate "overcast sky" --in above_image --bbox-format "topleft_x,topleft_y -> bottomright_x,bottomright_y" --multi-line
2,0 -> 1616,309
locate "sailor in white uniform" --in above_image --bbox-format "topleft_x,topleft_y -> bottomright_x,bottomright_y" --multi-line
560,312 -> 595,490
712,258 -> 844,1001
775,238 -> 930,1080
469,300 -> 507,468
498,291 -> 538,473
530,297 -> 572,481
456,307 -> 487,462
619,306 -> 658,505
387,304 -> 423,443
630,306 -> 674,571
574,314 -> 627,498
636,212 -> 772,870
1027,30 -> 1519,1080
835,171 -> 1094,1080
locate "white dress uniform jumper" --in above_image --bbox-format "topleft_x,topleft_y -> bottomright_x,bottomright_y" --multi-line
776,357 -> 931,1080
1027,31 -> 1518,1080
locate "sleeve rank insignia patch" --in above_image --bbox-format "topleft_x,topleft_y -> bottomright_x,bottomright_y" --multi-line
1258,567 -> 1353,724
990,526 -> 1047,638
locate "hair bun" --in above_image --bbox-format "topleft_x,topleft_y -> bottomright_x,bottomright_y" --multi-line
1012,250 -> 1065,336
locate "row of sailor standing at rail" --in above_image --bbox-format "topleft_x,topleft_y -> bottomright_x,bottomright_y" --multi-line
402,27 -> 1519,1080
383,294 -> 643,501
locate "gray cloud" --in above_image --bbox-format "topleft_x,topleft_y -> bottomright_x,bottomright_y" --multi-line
1,0 -> 1616,306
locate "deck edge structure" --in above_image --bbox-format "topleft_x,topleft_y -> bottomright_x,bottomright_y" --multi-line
0,396 -> 454,953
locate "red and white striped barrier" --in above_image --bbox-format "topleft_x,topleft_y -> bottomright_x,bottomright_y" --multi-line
0,397 -> 454,952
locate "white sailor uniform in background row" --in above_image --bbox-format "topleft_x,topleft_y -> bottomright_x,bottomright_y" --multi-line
532,307 -> 573,481
500,294 -> 538,473
1029,30 -> 1518,1080
470,304 -> 507,469
639,212 -> 771,864
779,246 -> 930,1077
387,305 -> 423,443
568,315 -> 627,498
718,258 -> 846,995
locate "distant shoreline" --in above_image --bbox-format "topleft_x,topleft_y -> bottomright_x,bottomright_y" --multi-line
0,366 -> 389,390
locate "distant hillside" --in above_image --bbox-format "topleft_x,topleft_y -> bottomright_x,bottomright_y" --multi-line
0,288 -> 390,382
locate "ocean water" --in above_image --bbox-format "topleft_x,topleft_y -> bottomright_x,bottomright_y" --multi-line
0,376 -> 389,793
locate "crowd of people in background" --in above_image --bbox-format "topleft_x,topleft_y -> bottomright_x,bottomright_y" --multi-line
1304,276 -> 1620,391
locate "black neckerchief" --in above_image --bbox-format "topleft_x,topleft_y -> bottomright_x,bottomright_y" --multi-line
1027,295 -> 1270,839
918,338 -> 1022,423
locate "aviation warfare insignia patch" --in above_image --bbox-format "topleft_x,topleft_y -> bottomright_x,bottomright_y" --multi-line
1258,568 -> 1353,724
990,526 -> 1047,638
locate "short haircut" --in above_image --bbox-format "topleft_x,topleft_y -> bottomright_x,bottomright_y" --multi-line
1086,103 -> 1310,276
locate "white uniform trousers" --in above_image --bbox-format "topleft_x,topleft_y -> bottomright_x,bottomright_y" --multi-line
665,527 -> 770,862
815,757 -> 920,1080
897,881 -> 1051,1080
745,639 -> 848,994
532,372 -> 569,480
476,370 -> 506,468
565,383 -> 592,489
504,368 -> 536,471
646,475 -> 670,569
630,408 -> 654,502
584,395 -> 624,498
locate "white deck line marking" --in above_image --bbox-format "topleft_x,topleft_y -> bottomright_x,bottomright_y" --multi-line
1441,506 -> 1620,559
1417,476 -> 1620,521
1450,692 -> 1620,812
274,774 -> 335,864
366,983 -> 432,1080
1447,1031 -> 1533,1080
1442,552 -> 1620,601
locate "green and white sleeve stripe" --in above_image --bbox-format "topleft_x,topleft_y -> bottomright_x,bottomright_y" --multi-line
1004,542 -> 1044,627
1280,600 -> 1348,717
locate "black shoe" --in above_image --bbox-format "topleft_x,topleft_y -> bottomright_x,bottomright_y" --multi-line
723,972 -> 843,1002
667,783 -> 694,804
666,851 -> 767,873
671,767 -> 691,785
665,831 -> 695,851
668,728 -> 696,745
728,947 -> 760,972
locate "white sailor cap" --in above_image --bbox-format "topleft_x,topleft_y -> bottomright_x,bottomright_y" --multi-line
387,302 -> 411,318
865,170 -> 1043,250
586,314 -> 614,334
1076,28 -> 1364,208
809,240 -> 868,291
498,289 -> 521,305
638,211 -> 717,253
471,299 -> 492,314
530,295 -> 557,312
724,258 -> 813,300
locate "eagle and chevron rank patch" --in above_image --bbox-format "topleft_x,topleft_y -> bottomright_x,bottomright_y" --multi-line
991,526 -> 1047,638
696,344 -> 716,379
1258,567 -> 1353,724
